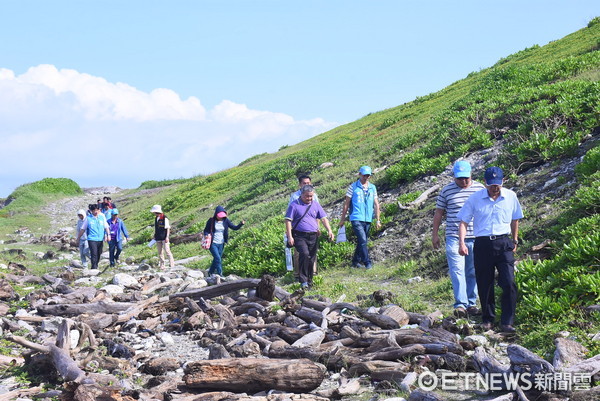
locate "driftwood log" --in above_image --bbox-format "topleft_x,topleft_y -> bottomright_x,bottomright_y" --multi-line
183,358 -> 325,393
171,278 -> 290,301
37,300 -> 133,316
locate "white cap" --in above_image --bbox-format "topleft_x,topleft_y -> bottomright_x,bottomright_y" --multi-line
150,205 -> 163,213
77,209 -> 86,216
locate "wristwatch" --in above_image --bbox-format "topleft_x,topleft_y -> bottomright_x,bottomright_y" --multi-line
512,239 -> 518,244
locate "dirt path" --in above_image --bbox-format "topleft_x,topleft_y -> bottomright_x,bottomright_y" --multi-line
40,187 -> 122,235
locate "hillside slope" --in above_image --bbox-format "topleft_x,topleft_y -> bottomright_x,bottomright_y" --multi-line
2,18 -> 599,357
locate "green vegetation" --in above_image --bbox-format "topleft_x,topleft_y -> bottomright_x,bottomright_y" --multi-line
2,18 -> 599,361
0,178 -> 82,236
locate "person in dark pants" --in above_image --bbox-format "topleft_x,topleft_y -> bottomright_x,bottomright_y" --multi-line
107,209 -> 131,267
76,204 -> 110,269
285,185 -> 334,288
457,167 -> 524,333
203,206 -> 245,277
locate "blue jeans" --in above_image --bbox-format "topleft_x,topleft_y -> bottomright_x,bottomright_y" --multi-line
445,236 -> 478,309
79,240 -> 91,267
108,239 -> 123,266
209,242 -> 225,275
351,220 -> 371,267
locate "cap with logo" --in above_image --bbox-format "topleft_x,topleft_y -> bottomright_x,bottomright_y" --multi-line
359,166 -> 372,175
453,160 -> 472,178
484,167 -> 504,185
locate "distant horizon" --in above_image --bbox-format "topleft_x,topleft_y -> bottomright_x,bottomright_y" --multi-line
1,1 -> 598,198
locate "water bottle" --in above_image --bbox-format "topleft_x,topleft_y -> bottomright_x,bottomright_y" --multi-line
284,233 -> 293,271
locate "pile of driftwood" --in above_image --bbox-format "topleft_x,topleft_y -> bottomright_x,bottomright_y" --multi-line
1,267 -> 599,401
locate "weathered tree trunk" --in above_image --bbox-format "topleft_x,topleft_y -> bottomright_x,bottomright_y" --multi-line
37,301 -> 132,317
184,358 -> 325,393
472,347 -> 511,376
171,279 -> 290,301
366,344 -> 449,361
507,344 -> 554,376
408,389 -> 445,400
0,386 -> 43,401
553,337 -> 588,370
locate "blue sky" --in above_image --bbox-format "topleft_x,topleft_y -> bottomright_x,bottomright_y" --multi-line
0,1 -> 597,197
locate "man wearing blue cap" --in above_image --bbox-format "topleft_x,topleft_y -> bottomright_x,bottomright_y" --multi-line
339,165 -> 381,269
432,160 -> 485,318
457,166 -> 524,333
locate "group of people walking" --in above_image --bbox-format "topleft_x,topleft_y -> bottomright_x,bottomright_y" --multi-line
74,161 -> 523,333
433,161 -> 523,333
76,199 -> 131,270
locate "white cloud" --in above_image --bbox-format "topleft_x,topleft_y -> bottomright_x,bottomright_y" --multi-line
0,65 -> 338,197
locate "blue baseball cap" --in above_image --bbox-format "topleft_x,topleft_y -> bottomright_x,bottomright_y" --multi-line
452,161 -> 472,178
359,166 -> 372,175
111,208 -> 119,215
484,167 -> 504,185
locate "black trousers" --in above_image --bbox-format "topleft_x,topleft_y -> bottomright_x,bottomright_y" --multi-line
292,230 -> 318,285
88,240 -> 104,270
474,236 -> 518,325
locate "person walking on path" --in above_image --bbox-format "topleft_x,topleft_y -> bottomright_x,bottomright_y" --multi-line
339,166 -> 381,269
76,204 -> 110,270
75,209 -> 91,268
288,175 -> 320,278
457,166 -> 524,333
151,204 -> 175,270
432,160 -> 485,318
203,206 -> 245,277
285,185 -> 334,288
107,209 -> 131,267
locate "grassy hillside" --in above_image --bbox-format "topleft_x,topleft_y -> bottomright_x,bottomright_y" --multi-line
0,178 -> 82,235
2,18 -> 599,357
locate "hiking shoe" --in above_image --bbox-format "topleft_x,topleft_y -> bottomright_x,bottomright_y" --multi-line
467,306 -> 482,316
351,263 -> 364,268
480,322 -> 493,331
453,307 -> 467,318
500,325 -> 516,334
365,264 -> 373,270
301,282 -> 309,289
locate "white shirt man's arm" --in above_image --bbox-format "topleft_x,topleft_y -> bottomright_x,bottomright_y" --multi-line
458,221 -> 469,256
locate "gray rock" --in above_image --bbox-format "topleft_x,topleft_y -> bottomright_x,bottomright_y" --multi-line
113,273 -> 139,288
100,284 -> 124,296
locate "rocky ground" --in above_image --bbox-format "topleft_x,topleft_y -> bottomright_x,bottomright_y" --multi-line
1,136 -> 598,400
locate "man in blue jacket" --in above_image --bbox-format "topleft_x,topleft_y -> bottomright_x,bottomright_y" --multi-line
339,166 -> 381,269
107,209 -> 131,267
76,204 -> 110,270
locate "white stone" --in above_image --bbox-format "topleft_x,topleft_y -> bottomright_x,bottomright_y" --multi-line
158,332 -> 175,346
407,276 -> 423,284
464,335 -> 488,347
0,263 -> 7,269
17,320 -> 35,332
292,330 -> 326,348
113,273 -> 139,288
186,269 -> 205,279
70,329 -> 80,349
543,178 -> 558,189
81,269 -> 101,277
101,284 -> 125,296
